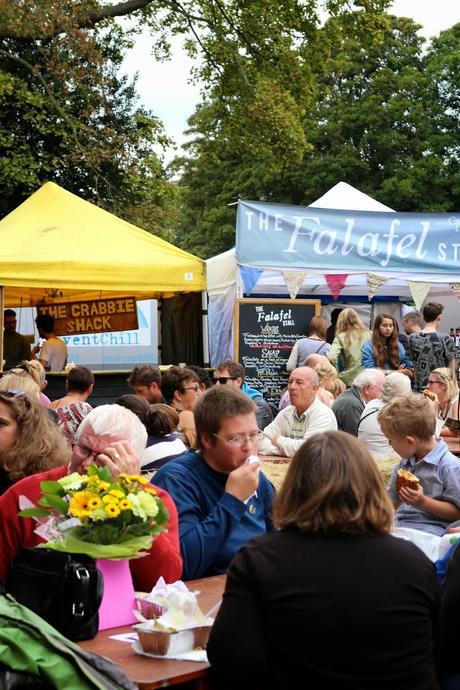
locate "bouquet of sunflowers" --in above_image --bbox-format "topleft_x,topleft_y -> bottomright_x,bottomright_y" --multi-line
19,464 -> 168,559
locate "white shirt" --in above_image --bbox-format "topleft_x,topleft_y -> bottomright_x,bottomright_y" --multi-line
259,398 -> 338,457
357,399 -> 394,459
40,336 -> 67,371
435,396 -> 459,437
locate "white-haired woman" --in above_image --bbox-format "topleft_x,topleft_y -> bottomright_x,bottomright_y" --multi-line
358,372 -> 411,459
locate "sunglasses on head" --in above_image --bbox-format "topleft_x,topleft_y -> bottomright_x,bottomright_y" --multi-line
213,376 -> 238,385
0,389 -> 26,399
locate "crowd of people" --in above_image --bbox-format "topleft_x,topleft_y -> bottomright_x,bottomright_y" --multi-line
1,301 -> 460,688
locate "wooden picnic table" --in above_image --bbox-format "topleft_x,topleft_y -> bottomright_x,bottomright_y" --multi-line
79,574 -> 226,690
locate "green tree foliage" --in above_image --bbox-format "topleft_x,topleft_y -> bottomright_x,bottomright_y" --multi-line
421,23 -> 460,209
0,2 -> 178,238
297,12 -> 435,210
297,14 -> 460,212
175,6 -> 460,257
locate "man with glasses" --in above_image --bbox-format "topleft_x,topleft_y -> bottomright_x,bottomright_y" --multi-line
0,404 -> 182,589
154,386 -> 275,580
3,309 -> 31,370
259,366 -> 338,457
213,359 -> 273,430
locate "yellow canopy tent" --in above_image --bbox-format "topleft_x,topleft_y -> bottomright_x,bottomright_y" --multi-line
0,181 -> 205,306
0,182 -> 207,367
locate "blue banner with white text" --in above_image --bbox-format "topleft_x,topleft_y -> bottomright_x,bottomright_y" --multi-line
236,200 -> 460,274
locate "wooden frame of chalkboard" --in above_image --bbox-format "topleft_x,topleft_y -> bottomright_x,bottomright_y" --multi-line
234,298 -> 321,409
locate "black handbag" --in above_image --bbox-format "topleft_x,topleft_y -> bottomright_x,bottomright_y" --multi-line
5,548 -> 103,641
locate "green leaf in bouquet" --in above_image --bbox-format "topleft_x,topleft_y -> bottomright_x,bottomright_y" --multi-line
121,524 -> 149,540
39,480 -> 65,495
18,507 -> 50,518
73,523 -> 122,545
118,509 -> 134,525
98,466 -> 113,483
155,498 -> 169,528
43,532 -> 154,559
39,494 -> 68,515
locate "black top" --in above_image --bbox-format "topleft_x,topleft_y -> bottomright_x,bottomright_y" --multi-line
208,528 -> 441,690
399,332 -> 409,350
441,542 -> 460,676
326,323 -> 336,344
0,468 -> 12,497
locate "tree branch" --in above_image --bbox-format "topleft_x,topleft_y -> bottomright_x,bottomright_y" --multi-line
0,0 -> 153,39
0,48 -> 80,143
0,48 -> 119,210
0,0 -> 211,40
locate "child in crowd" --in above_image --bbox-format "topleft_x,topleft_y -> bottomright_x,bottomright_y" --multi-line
141,403 -> 188,474
378,394 -> 460,536
116,396 -> 187,475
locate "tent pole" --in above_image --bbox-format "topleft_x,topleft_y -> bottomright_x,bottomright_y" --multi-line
157,298 -> 162,366
0,286 -> 4,371
202,291 -> 210,367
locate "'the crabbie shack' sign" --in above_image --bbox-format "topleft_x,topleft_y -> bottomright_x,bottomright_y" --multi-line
37,297 -> 138,336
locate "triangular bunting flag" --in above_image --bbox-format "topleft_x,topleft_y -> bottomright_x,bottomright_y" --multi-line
325,274 -> 348,301
368,273 -> 389,300
282,271 -> 306,300
450,283 -> 460,302
239,266 -> 263,295
408,281 -> 431,311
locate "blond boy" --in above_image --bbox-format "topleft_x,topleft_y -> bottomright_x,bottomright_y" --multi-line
378,394 -> 460,536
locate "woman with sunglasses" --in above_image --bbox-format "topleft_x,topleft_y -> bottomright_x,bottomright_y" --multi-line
0,391 -> 69,495
161,366 -> 202,448
423,367 -> 460,437
0,368 -> 40,399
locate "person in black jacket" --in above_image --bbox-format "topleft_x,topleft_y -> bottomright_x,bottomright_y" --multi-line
208,431 -> 441,690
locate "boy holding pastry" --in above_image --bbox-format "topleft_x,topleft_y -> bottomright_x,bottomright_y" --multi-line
378,394 -> 460,536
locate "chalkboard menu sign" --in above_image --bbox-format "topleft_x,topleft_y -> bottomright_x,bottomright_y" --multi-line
234,298 -> 321,408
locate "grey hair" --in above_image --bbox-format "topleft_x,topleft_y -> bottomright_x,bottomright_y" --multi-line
75,404 -> 147,457
380,372 -> 411,403
353,369 -> 383,390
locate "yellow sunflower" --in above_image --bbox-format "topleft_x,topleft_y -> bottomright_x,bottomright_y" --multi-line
105,503 -> 120,518
108,489 -> 125,500
119,499 -> 132,510
127,474 -> 148,485
102,494 -> 119,504
87,496 -> 102,511
68,491 -> 93,519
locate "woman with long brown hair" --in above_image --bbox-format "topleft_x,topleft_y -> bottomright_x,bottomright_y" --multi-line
361,313 -> 413,375
0,391 -> 69,495
327,307 -> 371,387
208,432 -> 440,690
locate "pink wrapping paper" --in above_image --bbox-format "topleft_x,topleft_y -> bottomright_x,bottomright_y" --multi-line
96,558 -> 137,630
